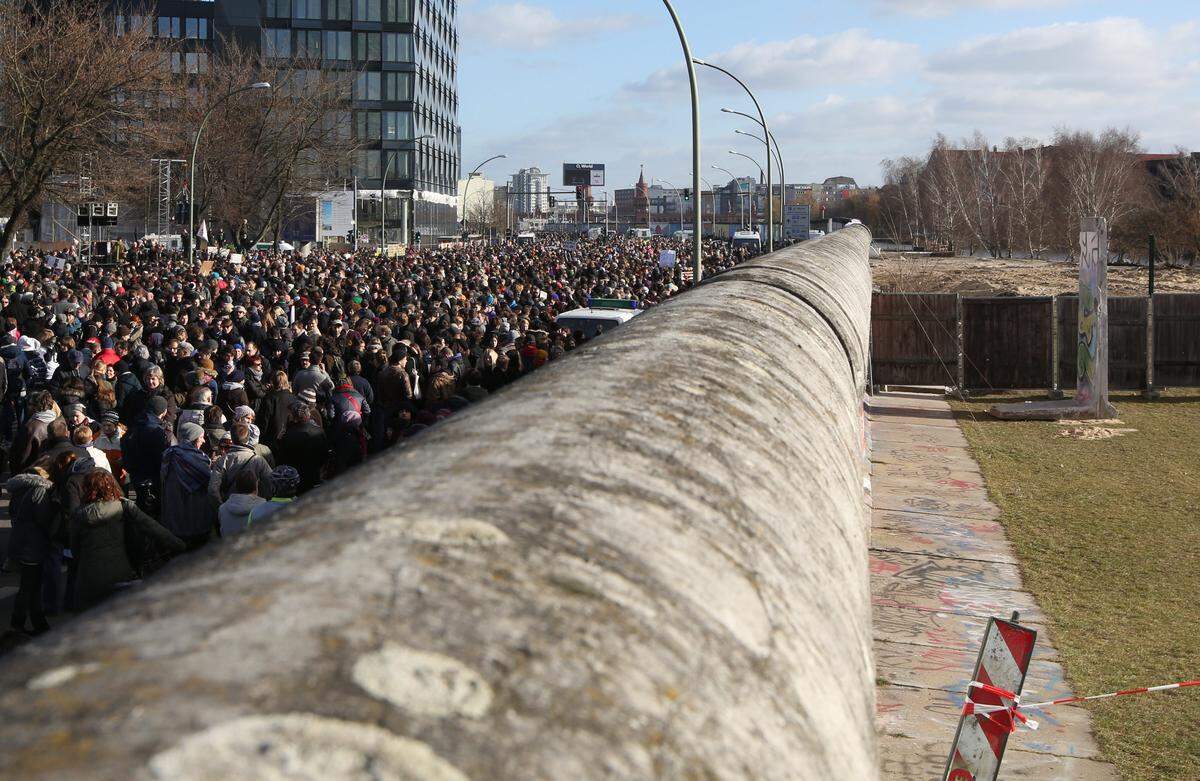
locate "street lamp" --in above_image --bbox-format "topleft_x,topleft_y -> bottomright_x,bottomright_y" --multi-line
653,177 -> 685,233
462,153 -> 506,239
690,173 -> 717,237
729,150 -> 764,234
382,133 -> 433,255
712,165 -> 744,230
734,126 -> 786,243
662,0 -> 703,285
694,59 -> 773,254
189,81 -> 270,265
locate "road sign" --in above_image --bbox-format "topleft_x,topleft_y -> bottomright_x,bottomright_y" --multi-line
784,204 -> 812,240
943,617 -> 1037,781
564,163 -> 605,188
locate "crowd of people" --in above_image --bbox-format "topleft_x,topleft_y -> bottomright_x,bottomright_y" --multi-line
1,234 -> 757,636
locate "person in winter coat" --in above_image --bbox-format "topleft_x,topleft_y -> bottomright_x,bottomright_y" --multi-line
6,468 -> 58,634
276,402 -> 327,494
121,396 -> 172,491
328,372 -> 369,475
160,423 -> 216,549
121,365 -> 177,428
9,390 -> 59,474
256,371 -> 295,453
209,422 -> 273,505
218,469 -> 264,538
70,470 -> 185,609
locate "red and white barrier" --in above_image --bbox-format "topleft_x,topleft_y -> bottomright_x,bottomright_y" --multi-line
942,617 -> 1038,781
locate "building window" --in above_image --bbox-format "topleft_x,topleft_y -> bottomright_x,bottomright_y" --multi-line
323,30 -> 351,60
383,0 -> 412,23
355,71 -> 380,100
185,52 -> 208,74
326,0 -> 350,19
262,27 -> 291,57
355,110 -> 381,140
382,33 -> 413,62
353,0 -> 380,21
383,150 -> 412,178
157,16 -> 181,38
382,71 -> 413,101
295,29 -> 321,58
293,0 -> 320,19
355,150 -> 381,179
184,17 -> 208,38
382,110 -> 413,141
265,0 -> 290,18
354,31 -> 379,61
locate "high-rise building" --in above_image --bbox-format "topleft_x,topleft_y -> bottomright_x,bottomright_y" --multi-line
85,0 -> 460,248
510,168 -> 550,216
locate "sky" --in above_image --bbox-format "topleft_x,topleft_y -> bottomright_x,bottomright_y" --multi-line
456,0 -> 1200,194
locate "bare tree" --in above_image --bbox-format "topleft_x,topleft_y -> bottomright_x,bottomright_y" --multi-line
1001,139 -> 1052,258
0,1 -> 166,258
166,40 -> 359,246
1049,128 -> 1147,256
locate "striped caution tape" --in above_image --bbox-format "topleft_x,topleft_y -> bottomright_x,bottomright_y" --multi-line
962,679 -> 1200,733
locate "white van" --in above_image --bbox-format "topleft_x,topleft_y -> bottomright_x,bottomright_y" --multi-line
628,228 -> 652,239
555,299 -> 643,339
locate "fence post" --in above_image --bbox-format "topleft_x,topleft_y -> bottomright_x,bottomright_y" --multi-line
1144,294 -> 1159,399
1050,295 -> 1064,399
956,293 -> 966,396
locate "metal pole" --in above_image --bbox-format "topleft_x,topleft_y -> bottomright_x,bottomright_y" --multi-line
734,126 -> 786,243
697,60 -> 772,254
662,0 -> 703,284
1148,234 -> 1156,297
729,150 -> 763,235
381,154 -> 392,256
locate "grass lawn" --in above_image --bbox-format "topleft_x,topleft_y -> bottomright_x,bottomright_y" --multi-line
949,391 -> 1200,781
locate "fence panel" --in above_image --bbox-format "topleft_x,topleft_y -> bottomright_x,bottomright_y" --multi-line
962,297 -> 1053,391
1058,296 -> 1148,391
870,293 -> 958,387
1154,293 -> 1200,387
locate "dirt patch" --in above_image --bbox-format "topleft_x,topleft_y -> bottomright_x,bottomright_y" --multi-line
872,253 -> 1200,296
1056,426 -> 1138,440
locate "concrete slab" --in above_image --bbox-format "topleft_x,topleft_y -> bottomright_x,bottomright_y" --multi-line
869,392 -> 1116,780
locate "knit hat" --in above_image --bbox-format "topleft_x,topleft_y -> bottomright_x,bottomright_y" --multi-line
233,405 -> 255,421
178,422 -> 204,444
147,397 -> 169,416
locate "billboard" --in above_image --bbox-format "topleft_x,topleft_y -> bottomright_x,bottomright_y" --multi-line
784,204 -> 812,240
564,163 -> 605,187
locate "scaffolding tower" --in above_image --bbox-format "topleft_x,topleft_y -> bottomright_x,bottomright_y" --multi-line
151,158 -> 185,237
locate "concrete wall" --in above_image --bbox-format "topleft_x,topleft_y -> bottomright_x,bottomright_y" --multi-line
0,226 -> 877,780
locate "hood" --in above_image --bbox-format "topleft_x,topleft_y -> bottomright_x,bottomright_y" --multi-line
79,499 -> 124,526
6,473 -> 52,495
222,493 -> 264,514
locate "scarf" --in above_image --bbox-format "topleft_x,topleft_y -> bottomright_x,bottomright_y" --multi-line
33,409 -> 57,424
163,442 -> 212,494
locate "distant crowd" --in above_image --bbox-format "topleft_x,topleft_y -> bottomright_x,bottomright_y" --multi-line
2,234 -> 756,635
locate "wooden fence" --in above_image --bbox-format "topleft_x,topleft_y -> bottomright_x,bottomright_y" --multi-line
872,292 -> 1200,392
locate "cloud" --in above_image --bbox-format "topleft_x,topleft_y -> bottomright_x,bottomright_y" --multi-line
461,3 -> 637,49
873,0 -> 1074,17
925,18 -> 1200,135
628,30 -> 919,95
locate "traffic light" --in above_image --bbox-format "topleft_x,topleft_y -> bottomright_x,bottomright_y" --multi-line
413,231 -> 422,245
682,188 -> 692,202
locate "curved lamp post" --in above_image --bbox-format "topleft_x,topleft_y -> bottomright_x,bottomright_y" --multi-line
461,153 -> 507,239
662,1 -> 703,285
189,81 -> 271,265
653,177 -> 685,232
729,150 -> 764,234
734,126 -> 786,243
694,59 -> 773,253
712,164 -> 743,230
382,133 -> 434,254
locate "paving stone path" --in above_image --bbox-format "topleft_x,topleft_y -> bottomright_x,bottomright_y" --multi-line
869,392 -> 1119,780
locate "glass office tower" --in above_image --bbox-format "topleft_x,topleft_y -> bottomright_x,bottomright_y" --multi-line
162,0 -> 461,246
